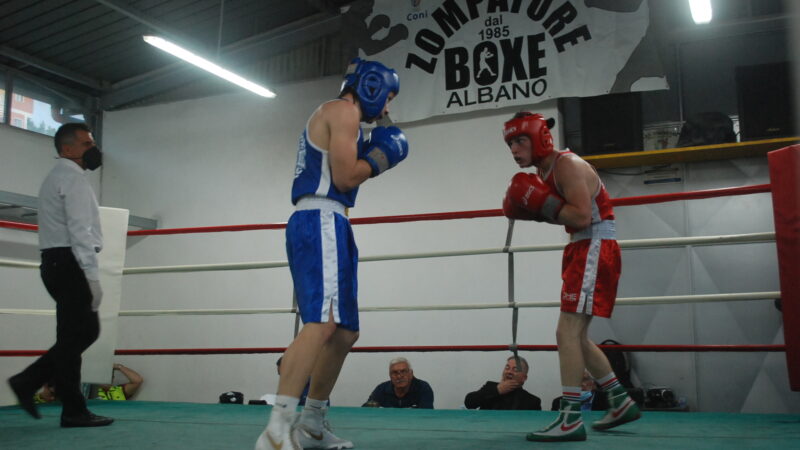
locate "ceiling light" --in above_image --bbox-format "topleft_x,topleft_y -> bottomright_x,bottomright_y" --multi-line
143,35 -> 275,98
688,0 -> 712,24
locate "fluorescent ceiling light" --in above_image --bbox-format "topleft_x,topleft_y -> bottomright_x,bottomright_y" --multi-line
143,35 -> 275,98
689,0 -> 712,24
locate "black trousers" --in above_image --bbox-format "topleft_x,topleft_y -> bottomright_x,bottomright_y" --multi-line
15,247 -> 100,416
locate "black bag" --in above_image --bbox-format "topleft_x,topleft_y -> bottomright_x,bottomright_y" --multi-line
219,391 -> 244,404
599,339 -> 633,388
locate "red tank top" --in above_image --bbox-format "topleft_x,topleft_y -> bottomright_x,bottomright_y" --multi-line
540,151 -> 615,234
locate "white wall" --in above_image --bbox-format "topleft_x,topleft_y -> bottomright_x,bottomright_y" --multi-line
0,125 -> 55,268
2,75 -> 797,413
599,158 -> 794,413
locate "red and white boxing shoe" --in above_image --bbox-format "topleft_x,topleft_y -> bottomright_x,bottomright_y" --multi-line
526,399 -> 587,442
592,388 -> 642,431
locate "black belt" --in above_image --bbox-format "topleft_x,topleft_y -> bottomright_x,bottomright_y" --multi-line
41,247 -> 73,258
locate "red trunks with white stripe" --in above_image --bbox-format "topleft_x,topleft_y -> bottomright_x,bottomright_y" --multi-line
560,238 -> 621,318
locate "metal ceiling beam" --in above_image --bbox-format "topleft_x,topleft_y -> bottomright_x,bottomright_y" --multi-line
93,0 -> 195,45
304,0 -> 356,13
100,13 -> 341,110
0,45 -> 105,91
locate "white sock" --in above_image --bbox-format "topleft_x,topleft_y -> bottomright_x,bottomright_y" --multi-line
299,397 -> 327,430
274,395 -> 300,413
305,397 -> 327,410
266,395 -> 299,435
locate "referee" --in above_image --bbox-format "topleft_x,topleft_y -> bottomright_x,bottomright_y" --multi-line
7,123 -> 113,427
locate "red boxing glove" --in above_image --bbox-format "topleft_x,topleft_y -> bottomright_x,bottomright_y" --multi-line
503,192 -> 542,221
502,172 -> 565,223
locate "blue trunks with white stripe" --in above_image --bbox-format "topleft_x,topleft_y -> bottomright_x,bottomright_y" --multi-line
285,196 -> 359,331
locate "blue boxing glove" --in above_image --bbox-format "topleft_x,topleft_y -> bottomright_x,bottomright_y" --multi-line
362,126 -> 409,177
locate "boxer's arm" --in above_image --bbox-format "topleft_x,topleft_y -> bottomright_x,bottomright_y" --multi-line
553,155 -> 595,230
326,101 -> 373,192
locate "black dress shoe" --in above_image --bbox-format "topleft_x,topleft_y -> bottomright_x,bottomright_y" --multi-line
7,375 -> 41,419
60,413 -> 114,428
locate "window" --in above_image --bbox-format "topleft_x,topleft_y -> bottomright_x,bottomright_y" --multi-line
10,91 -> 33,131
0,88 -> 5,124
10,78 -> 85,136
0,73 -> 5,123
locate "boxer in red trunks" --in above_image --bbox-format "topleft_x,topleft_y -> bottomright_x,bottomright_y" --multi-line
502,112 -> 640,442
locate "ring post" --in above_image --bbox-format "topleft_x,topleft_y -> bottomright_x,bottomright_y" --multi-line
768,145 -> 800,391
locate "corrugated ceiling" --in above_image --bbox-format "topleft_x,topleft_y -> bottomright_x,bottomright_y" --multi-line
0,0 -> 351,110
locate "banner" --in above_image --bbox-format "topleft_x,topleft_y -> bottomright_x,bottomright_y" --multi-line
343,0 -> 668,123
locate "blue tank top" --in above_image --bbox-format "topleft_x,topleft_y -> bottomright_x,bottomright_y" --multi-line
291,122 -> 363,207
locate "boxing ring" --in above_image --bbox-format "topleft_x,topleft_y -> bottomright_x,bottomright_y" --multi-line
2,400 -> 799,449
1,146 -> 799,449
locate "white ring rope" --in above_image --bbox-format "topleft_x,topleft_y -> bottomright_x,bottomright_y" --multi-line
0,231 -> 778,317
0,231 -> 772,274
0,291 -> 780,316
91,231 -> 784,273
0,259 -> 38,269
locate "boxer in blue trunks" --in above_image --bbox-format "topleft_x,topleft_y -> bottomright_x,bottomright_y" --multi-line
255,58 -> 409,450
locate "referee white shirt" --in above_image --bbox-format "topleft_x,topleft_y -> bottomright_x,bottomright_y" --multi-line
38,158 -> 103,281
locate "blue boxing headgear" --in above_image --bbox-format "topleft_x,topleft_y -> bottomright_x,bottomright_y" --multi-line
341,58 -> 399,121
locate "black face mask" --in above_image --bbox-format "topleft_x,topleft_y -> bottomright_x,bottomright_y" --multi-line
82,146 -> 102,171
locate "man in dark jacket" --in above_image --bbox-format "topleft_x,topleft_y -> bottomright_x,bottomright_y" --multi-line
363,357 -> 433,408
465,356 -> 542,410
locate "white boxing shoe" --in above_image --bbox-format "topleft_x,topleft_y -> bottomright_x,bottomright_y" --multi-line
255,426 -> 302,450
295,420 -> 354,449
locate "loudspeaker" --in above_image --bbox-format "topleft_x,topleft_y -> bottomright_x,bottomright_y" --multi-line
736,61 -> 796,141
580,92 -> 643,155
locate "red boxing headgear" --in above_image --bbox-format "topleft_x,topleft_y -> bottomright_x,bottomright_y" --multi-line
503,112 -> 554,166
